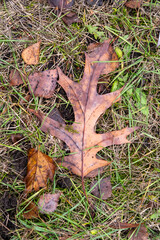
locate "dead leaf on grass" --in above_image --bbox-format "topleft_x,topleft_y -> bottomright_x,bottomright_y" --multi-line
62,11 -> 80,25
9,69 -> 26,86
28,69 -> 58,98
128,225 -> 149,240
125,0 -> 142,9
90,176 -> 112,200
22,41 -> 41,65
48,0 -> 74,9
86,0 -> 103,6
24,148 -> 56,193
23,201 -> 39,219
11,133 -> 23,143
110,222 -> 140,229
30,39 -> 139,178
87,41 -> 119,75
38,192 -> 61,213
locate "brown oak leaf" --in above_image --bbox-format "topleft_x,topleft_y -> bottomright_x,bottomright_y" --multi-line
24,148 -> 56,193
30,40 -> 138,177
22,41 -> 41,65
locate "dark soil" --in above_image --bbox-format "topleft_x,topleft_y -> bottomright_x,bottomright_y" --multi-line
0,150 -> 28,240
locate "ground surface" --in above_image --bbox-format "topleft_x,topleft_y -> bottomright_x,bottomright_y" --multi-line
0,0 -> 160,239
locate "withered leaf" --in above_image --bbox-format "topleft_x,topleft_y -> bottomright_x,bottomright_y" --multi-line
23,201 -> 39,219
62,11 -> 80,26
24,148 -> 56,193
38,192 -> 61,213
90,176 -> 112,200
28,69 -> 58,98
86,0 -> 103,6
110,222 -> 140,229
48,0 -> 74,9
11,133 -> 23,143
128,225 -> 149,240
22,41 -> 41,65
30,40 -> 138,177
9,69 -> 26,86
125,0 -> 142,9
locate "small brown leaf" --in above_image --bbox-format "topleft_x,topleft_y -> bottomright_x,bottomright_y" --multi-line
90,177 -> 112,200
22,41 -> 41,65
9,69 -> 26,86
38,192 -> 61,213
86,0 -> 103,6
110,222 -> 140,229
62,12 -> 80,25
11,133 -> 23,143
23,201 -> 39,219
125,0 -> 142,9
24,148 -> 56,193
28,69 -> 58,98
48,0 -> 74,9
128,225 -> 149,240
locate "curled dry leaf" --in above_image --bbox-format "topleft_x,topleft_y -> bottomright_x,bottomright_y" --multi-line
128,225 -> 149,240
24,149 -> 56,193
62,11 -> 80,26
86,0 -> 103,6
38,192 -> 61,213
9,69 -> 26,86
90,176 -> 112,200
22,41 -> 41,65
28,69 -> 58,98
125,0 -> 142,9
23,201 -> 39,219
30,40 -> 138,178
11,133 -> 23,143
110,222 -> 140,229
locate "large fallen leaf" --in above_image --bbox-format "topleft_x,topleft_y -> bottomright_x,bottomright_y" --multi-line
24,148 -> 56,193
28,69 -> 58,98
90,176 -> 112,200
38,192 -> 61,213
22,41 -> 41,65
30,40 -> 138,177
128,225 -> 149,240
